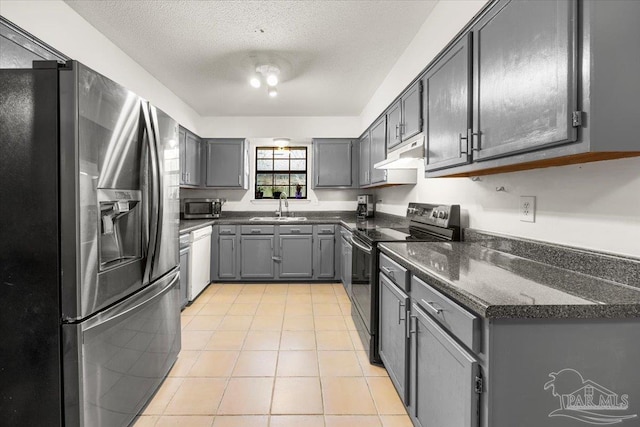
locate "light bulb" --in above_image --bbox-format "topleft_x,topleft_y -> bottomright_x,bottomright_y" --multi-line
249,76 -> 261,88
268,87 -> 278,97
266,74 -> 278,86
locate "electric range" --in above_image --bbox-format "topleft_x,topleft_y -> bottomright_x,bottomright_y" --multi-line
350,203 -> 461,364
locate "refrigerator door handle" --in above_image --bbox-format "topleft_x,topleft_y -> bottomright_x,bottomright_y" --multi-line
141,102 -> 160,283
82,270 -> 179,335
149,105 -> 165,276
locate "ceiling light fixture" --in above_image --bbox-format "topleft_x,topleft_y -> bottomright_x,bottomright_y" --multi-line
251,64 -> 281,97
273,138 -> 290,148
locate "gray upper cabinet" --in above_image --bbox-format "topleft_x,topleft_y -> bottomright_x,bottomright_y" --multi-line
312,138 -> 358,188
410,303 -> 479,427
400,81 -> 422,142
379,274 -> 409,405
240,235 -> 275,279
386,101 -> 402,150
179,126 -> 202,186
424,34 -> 472,172
359,133 -> 371,186
472,0 -> 578,161
369,116 -> 387,184
279,235 -> 314,278
204,138 -> 249,188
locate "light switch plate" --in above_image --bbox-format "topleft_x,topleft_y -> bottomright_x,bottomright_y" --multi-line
520,196 -> 536,222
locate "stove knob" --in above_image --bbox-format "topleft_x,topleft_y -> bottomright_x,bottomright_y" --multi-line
437,210 -> 447,219
431,210 -> 438,218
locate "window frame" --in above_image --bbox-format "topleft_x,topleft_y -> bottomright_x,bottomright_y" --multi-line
254,146 -> 308,199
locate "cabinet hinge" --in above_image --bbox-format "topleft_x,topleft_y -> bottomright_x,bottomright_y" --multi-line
474,375 -> 484,394
572,111 -> 584,127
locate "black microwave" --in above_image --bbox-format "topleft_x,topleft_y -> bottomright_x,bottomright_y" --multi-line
183,198 -> 223,219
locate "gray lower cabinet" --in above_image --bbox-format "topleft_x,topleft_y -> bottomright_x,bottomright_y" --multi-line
369,116 -> 387,185
472,0 -> 577,161
204,138 -> 248,188
179,126 -> 202,186
240,235 -> 275,279
312,138 -> 358,188
340,229 -> 352,296
379,273 -> 409,404
279,235 -> 313,278
410,303 -> 479,427
314,225 -> 336,280
424,34 -> 472,171
359,133 -> 371,186
218,235 -> 237,279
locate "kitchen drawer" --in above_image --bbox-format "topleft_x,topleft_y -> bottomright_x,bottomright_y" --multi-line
379,252 -> 409,292
241,225 -> 275,235
411,275 -> 480,353
280,225 -> 313,235
316,224 -> 335,234
218,225 -> 236,235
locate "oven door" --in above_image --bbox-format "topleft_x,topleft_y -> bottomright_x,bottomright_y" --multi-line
350,235 -> 373,333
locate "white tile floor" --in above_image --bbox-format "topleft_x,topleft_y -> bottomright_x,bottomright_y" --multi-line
134,283 -> 412,427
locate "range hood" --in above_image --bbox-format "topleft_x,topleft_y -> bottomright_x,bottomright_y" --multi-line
374,133 -> 424,170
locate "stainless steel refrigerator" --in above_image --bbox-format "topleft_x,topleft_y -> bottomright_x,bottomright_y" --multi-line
0,60 -> 181,426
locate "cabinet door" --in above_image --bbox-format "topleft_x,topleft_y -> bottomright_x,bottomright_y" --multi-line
472,0 -> 578,161
379,274 -> 409,404
178,127 -> 187,185
424,34 -> 472,171
313,139 -> 353,188
240,235 -> 274,279
359,133 -> 371,186
218,235 -> 237,279
386,101 -> 402,150
205,139 -> 245,188
401,81 -> 422,141
315,235 -> 335,279
279,235 -> 313,278
369,117 -> 387,184
184,131 -> 201,186
410,304 -> 479,427
179,249 -> 189,308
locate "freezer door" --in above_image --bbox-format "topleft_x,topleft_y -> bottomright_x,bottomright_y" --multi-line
63,269 -> 180,427
60,61 -> 150,320
148,104 -> 180,282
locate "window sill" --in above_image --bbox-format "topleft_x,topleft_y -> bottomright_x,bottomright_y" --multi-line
250,199 -> 311,204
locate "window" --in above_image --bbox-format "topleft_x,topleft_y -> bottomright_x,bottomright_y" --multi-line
255,147 -> 307,199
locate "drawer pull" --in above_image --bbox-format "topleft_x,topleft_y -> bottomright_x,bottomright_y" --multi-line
291,229 -> 300,233
409,315 -> 417,335
381,266 -> 395,277
251,229 -> 261,234
422,299 -> 443,315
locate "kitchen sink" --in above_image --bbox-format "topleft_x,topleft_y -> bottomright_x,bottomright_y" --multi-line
249,216 -> 307,221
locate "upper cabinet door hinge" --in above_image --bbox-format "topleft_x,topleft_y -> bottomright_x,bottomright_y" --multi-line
474,375 -> 484,394
572,111 -> 584,127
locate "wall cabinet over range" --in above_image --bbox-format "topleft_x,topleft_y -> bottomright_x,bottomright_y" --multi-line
210,223 -> 340,282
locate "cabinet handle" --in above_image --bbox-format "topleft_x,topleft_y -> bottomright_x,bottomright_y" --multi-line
395,124 -> 399,139
291,229 -> 300,233
232,240 -> 234,250
471,131 -> 481,152
421,299 -> 443,315
398,301 -> 406,325
316,175 -> 320,186
381,266 -> 395,278
238,174 -> 241,185
272,256 -> 281,262
409,315 -> 417,335
251,229 -> 261,234
458,131 -> 469,157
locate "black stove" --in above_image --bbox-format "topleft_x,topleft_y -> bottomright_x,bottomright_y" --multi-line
350,203 -> 461,364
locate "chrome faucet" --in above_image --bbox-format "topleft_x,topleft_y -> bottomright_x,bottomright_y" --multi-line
276,192 -> 289,217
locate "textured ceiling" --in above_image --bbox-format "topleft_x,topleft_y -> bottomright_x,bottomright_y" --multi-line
64,0 -> 437,117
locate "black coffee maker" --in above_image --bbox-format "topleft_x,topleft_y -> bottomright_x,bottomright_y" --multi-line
356,194 -> 374,219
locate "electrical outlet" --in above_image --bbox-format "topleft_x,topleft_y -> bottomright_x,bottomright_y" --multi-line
520,196 -> 536,222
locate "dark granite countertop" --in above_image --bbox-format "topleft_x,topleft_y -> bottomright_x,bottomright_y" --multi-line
379,241 -> 640,320
179,211 -> 408,234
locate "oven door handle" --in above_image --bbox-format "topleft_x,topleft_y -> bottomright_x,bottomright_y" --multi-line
350,236 -> 372,254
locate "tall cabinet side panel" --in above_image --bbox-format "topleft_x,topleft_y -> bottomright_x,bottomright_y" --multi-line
0,68 -> 62,426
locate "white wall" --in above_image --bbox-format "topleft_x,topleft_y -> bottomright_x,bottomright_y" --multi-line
182,138 -> 360,212
199,116 -> 360,139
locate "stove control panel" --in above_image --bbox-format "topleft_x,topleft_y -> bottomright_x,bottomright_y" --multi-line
406,203 -> 460,229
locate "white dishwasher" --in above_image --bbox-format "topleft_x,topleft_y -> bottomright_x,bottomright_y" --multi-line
188,225 -> 212,302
